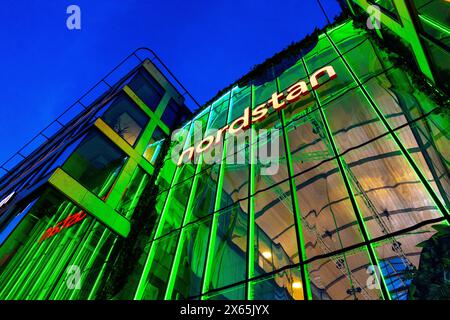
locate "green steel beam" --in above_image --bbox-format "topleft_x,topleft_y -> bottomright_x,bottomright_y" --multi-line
48,168 -> 131,237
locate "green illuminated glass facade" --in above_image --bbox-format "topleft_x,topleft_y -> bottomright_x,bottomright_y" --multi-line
0,1 -> 449,301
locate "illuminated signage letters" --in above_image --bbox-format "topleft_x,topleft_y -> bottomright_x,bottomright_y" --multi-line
177,65 -> 337,166
39,210 -> 87,243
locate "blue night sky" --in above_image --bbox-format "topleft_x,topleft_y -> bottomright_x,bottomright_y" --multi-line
0,0 -> 341,167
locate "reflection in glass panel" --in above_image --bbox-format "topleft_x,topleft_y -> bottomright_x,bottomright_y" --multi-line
128,69 -> 164,111
254,182 -> 299,276
324,87 -> 386,153
328,20 -> 367,54
253,126 -> 289,193
286,107 -> 332,175
0,187 -> 118,300
251,267 -> 304,300
102,93 -> 150,146
170,216 -> 212,299
343,39 -> 392,82
208,96 -> 229,131
303,35 -> 337,68
363,67 -> 448,134
229,86 -> 251,123
294,160 -> 364,258
253,79 -> 277,106
143,127 -> 167,165
220,144 -> 249,209
141,232 -> 180,299
278,63 -> 307,92
188,164 -> 219,223
395,122 -> 450,208
308,248 -> 383,300
208,202 -> 248,292
375,222 -> 449,300
341,135 -> 441,239
311,59 -> 356,105
62,131 -> 128,198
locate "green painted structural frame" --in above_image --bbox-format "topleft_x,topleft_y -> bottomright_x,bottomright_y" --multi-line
45,60 -> 186,238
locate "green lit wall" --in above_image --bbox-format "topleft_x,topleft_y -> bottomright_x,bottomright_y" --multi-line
135,20 -> 449,301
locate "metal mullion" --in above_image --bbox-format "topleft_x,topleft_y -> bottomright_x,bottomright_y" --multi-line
277,76 -> 313,300
246,84 -> 256,300
301,56 -> 391,300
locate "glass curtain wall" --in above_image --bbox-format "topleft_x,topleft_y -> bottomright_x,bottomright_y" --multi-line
135,20 -> 449,301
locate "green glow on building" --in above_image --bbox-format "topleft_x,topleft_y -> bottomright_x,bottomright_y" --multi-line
0,1 -> 449,301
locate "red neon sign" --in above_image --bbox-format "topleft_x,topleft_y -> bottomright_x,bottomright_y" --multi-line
39,210 -> 86,243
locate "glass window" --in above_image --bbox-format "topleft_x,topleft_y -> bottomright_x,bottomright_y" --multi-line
286,108 -> 332,176
101,93 -> 150,146
374,222 -> 447,300
294,159 -> 365,259
253,182 -> 299,276
162,99 -> 189,129
278,63 -> 308,92
328,21 -> 367,55
169,216 -> 212,299
61,131 -> 128,198
127,69 -> 164,111
308,248 -> 383,300
207,202 -> 248,292
310,59 -> 356,105
188,164 -> 220,223
155,157 -> 177,192
341,134 -> 441,239
253,126 -> 289,193
143,127 -> 167,165
303,35 -> 337,70
220,144 -> 250,209
204,283 -> 246,300
253,79 -> 277,106
116,166 -> 150,218
207,94 -> 230,131
324,87 -> 386,153
229,85 -> 251,124
157,178 -> 192,238
140,231 -> 180,299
